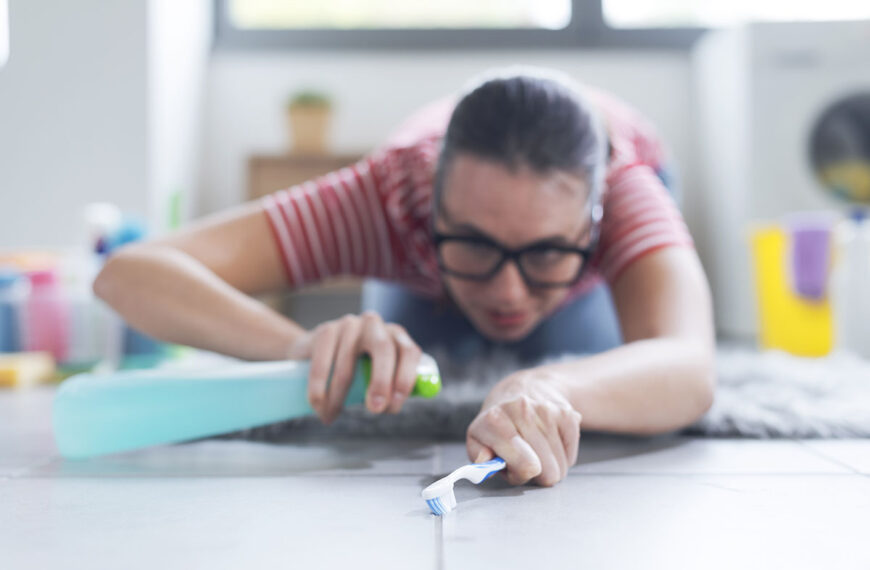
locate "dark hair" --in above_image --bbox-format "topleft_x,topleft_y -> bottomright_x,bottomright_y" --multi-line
434,69 -> 608,212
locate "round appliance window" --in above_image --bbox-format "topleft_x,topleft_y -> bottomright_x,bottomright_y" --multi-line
809,92 -> 870,205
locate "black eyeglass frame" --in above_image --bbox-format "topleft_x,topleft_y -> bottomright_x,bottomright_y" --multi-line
432,204 -> 603,289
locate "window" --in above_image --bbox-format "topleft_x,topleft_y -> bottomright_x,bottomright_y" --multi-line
217,0 -> 870,51
228,0 -> 573,30
605,0 -> 870,28
0,0 -> 8,68
218,0 -> 867,51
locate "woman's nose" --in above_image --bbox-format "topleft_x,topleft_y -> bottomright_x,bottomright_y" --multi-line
488,260 -> 530,303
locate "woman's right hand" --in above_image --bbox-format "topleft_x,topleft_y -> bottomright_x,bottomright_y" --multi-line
287,311 -> 423,424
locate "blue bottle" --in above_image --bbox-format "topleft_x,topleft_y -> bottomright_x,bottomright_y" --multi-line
0,268 -> 25,353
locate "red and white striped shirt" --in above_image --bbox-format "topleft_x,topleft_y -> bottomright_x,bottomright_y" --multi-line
261,89 -> 694,303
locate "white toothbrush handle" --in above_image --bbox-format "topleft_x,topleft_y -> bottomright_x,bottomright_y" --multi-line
454,457 -> 507,485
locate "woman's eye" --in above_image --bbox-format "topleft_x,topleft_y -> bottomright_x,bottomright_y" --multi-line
464,242 -> 496,256
525,249 -> 563,266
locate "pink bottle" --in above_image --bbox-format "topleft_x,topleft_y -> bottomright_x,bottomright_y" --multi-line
24,268 -> 69,363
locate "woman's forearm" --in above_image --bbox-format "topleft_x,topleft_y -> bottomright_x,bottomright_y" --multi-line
537,337 -> 715,435
93,244 -> 307,361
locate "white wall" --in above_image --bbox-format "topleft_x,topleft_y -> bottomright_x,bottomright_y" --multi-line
693,22 -> 870,339
0,2 -> 703,274
0,0 -> 9,69
0,0 -> 210,250
0,0 -> 148,249
148,0 -> 212,233
200,50 -> 701,239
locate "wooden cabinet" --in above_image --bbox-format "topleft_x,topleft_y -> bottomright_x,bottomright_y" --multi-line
247,154 -> 364,201
248,153 -> 366,326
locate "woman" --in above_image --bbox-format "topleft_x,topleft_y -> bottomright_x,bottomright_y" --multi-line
94,68 -> 715,487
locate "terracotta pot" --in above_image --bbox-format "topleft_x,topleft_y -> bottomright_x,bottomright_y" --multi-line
287,105 -> 331,154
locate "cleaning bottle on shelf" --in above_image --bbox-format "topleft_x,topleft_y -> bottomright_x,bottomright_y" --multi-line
749,214 -> 834,357
23,268 -> 70,363
830,209 -> 870,359
78,203 -> 124,373
0,267 -> 27,353
109,217 -> 168,368
60,252 -> 104,370
62,204 -> 125,370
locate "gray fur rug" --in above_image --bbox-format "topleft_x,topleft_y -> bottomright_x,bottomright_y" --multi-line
232,346 -> 870,442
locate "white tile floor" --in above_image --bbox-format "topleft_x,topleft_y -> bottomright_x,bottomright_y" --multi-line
2,388 -> 869,569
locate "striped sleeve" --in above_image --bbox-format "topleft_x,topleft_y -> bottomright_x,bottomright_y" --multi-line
594,164 -> 694,284
260,155 -> 401,288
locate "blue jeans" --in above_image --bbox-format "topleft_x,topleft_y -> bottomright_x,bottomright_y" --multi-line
361,280 -> 623,364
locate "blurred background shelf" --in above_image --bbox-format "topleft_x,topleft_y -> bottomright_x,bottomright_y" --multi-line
247,153 -> 364,201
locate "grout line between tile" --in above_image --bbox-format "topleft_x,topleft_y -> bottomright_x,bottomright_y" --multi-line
569,471 -> 859,477
7,458 -> 58,480
434,515 -> 444,570
13,472 -> 435,480
794,440 -> 865,475
13,471 -> 862,480
431,443 -> 445,570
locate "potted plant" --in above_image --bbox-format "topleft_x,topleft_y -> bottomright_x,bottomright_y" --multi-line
286,90 -> 332,155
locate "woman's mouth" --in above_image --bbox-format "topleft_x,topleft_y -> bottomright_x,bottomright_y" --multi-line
486,309 -> 529,328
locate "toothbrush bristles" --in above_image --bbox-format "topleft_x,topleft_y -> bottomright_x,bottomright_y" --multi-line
422,457 -> 505,516
425,493 -> 456,516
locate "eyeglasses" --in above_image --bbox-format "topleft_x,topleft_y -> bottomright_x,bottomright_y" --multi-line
433,206 -> 601,289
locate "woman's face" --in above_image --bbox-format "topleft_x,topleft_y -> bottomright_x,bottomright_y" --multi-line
435,154 -> 594,342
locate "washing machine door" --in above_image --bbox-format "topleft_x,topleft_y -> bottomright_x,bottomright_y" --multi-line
810,93 -> 870,205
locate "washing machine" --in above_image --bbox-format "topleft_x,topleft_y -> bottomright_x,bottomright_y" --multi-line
692,20 -> 870,339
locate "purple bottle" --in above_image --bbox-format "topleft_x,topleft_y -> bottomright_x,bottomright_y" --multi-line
23,268 -> 69,363
786,214 -> 834,302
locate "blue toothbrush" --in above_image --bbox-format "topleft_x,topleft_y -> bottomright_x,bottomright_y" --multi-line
421,457 -> 507,515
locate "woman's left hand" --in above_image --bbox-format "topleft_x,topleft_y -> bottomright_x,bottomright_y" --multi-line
466,369 -> 582,487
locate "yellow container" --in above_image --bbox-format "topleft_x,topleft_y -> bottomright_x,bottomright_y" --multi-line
749,225 -> 833,357
0,352 -> 56,389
